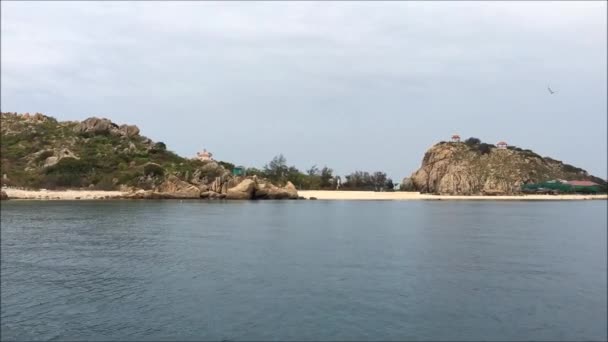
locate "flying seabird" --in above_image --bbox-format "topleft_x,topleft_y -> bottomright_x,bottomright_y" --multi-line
547,86 -> 557,95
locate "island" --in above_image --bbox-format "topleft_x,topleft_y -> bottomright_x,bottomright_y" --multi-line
1,114 -> 606,201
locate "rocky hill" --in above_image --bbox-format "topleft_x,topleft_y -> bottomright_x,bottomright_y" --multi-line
403,140 -> 606,195
0,112 -> 298,199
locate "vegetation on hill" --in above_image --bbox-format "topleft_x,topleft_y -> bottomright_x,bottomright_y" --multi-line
0,113 -> 230,190
1,113 -> 395,193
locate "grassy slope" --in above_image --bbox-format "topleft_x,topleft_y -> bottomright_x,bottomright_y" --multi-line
0,113 -> 211,190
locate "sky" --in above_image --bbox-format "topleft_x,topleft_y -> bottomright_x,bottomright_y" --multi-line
1,1 -> 606,181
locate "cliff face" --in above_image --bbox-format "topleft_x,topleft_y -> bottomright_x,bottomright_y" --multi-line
0,112 -> 298,199
405,141 -> 606,195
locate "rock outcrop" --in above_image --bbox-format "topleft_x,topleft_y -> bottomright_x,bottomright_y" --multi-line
246,179 -> 299,200
119,124 -> 140,138
74,117 -> 116,135
284,181 -> 299,199
406,141 -> 606,195
226,179 -> 256,199
155,175 -> 201,198
124,169 -> 299,201
1,190 -> 8,200
43,148 -> 79,168
74,117 -> 139,138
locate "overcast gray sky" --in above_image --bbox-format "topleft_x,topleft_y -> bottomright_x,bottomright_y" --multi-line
2,1 -> 606,180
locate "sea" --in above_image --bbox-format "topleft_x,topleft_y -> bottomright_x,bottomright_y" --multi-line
1,200 -> 606,341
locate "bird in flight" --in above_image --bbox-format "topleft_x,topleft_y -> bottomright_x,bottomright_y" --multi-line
547,86 -> 557,95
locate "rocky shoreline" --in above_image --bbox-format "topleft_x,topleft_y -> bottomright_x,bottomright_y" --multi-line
121,175 -> 299,200
0,113 -> 304,201
1,176 -> 302,201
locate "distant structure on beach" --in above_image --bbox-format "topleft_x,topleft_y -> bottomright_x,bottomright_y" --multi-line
566,180 -> 599,187
232,166 -> 245,176
496,141 -> 508,149
451,134 -> 461,142
196,148 -> 213,161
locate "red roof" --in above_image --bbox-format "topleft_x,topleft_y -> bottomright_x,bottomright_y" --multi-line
566,180 -> 599,187
497,141 -> 507,145
452,134 -> 460,138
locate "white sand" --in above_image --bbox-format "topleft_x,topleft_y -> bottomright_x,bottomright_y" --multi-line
3,188 -> 127,200
298,190 -> 608,201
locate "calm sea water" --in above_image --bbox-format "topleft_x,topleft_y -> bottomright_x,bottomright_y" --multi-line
1,200 -> 606,341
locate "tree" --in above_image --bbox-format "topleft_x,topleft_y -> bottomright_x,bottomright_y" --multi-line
286,166 -> 307,189
264,154 -> 289,184
340,171 -> 395,191
218,161 -> 235,171
319,166 -> 333,189
385,178 -> 395,192
246,167 -> 264,177
465,137 -> 481,146
143,163 -> 165,177
306,165 -> 319,176
371,171 -> 387,191
343,171 -> 373,190
478,143 -> 493,155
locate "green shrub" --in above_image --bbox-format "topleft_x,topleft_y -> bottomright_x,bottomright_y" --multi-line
117,171 -> 143,186
41,174 -> 81,188
465,137 -> 481,146
94,176 -> 116,191
218,161 -> 235,171
477,143 -> 493,155
45,157 -> 93,175
563,163 -> 583,173
149,142 -> 167,153
143,163 -> 165,177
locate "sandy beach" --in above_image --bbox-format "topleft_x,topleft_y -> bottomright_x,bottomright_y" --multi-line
2,188 -> 127,200
2,188 -> 606,201
298,190 -> 608,201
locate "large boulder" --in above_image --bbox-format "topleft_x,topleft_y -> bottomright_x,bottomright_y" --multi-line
74,117 -> 116,135
200,161 -> 223,174
1,190 -> 8,200
253,181 -> 271,199
253,180 -> 298,200
191,162 -> 228,186
284,181 -> 299,199
266,186 -> 291,199
208,176 -> 228,193
43,148 -> 79,168
155,175 -> 200,198
119,124 -> 140,138
226,179 -> 256,200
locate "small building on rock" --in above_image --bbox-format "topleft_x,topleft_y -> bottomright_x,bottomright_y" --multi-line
196,149 -> 213,162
